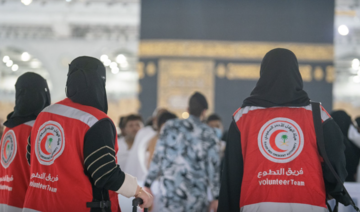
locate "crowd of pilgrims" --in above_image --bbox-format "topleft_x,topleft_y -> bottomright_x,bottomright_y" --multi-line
1,48 -> 360,212
116,111 -> 226,183
111,109 -> 360,187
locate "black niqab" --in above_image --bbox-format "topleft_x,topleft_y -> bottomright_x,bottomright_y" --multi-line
66,56 -> 108,113
331,110 -> 352,136
4,72 -> 50,128
242,48 -> 310,107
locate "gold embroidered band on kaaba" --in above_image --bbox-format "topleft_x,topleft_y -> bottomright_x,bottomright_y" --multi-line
139,40 -> 333,62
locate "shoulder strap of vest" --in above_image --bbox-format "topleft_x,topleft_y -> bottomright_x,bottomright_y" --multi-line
311,102 -> 359,212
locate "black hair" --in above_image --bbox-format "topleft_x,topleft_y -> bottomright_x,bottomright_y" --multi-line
188,92 -> 208,117
157,112 -> 177,129
123,114 -> 143,128
145,116 -> 154,127
118,116 -> 126,129
206,114 -> 222,123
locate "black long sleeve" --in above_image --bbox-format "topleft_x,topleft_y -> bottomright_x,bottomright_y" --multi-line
344,137 -> 360,182
84,118 -> 125,191
322,118 -> 348,198
217,120 -> 242,212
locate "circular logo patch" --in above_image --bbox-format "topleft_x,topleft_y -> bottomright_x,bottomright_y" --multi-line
258,117 -> 304,163
1,130 -> 17,169
35,121 -> 65,165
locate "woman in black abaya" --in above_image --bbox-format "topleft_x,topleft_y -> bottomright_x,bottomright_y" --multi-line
218,48 -> 348,212
331,110 -> 360,182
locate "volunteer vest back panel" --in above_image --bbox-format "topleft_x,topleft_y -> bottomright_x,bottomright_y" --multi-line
234,105 -> 329,212
23,98 -> 120,212
0,121 -> 33,211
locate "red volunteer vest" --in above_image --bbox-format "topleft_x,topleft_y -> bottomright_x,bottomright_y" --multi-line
23,98 -> 120,212
0,121 -> 33,212
234,105 -> 329,211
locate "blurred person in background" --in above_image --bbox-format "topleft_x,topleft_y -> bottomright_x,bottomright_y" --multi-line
206,114 -> 226,158
218,49 -> 348,212
123,108 -> 167,180
123,115 -> 144,150
0,72 -> 50,211
116,114 -> 143,169
332,110 -> 360,182
23,57 -> 152,212
355,116 -> 360,132
144,92 -> 221,212
206,114 -> 224,139
118,116 -> 126,137
141,111 -> 177,212
146,111 -> 177,168
119,109 -> 169,212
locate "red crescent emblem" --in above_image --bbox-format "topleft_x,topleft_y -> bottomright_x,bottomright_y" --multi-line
269,130 -> 287,153
3,140 -> 10,160
40,132 -> 54,156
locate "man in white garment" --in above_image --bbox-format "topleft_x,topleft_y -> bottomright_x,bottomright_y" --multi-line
117,114 -> 144,169
123,108 -> 167,181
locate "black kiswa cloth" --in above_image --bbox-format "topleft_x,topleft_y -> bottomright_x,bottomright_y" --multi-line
242,48 -> 310,108
4,72 -> 50,128
66,56 -> 108,113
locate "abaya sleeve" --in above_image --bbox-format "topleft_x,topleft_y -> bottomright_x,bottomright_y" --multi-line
322,119 -> 348,198
217,120 -> 243,212
84,118 -> 125,191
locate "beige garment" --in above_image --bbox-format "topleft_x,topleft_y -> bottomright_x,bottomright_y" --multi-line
147,134 -> 159,168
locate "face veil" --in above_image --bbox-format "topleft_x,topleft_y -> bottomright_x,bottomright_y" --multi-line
4,72 -> 51,128
66,56 -> 108,113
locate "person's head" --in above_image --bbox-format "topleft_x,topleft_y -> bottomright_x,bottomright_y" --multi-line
330,110 -> 352,137
123,114 -> 144,141
188,92 -> 208,120
118,116 -> 126,136
206,114 -> 223,139
12,72 -> 51,118
242,48 -> 310,107
152,108 -> 168,130
157,112 -> 177,131
66,56 -> 108,113
206,114 -> 223,131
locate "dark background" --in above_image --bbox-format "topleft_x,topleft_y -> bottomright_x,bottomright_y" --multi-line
139,0 -> 335,128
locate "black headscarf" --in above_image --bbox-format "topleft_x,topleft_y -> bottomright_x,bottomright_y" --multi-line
331,110 -> 360,182
355,116 -> 360,128
4,72 -> 50,128
331,110 -> 352,137
66,56 -> 108,113
242,48 -> 310,107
